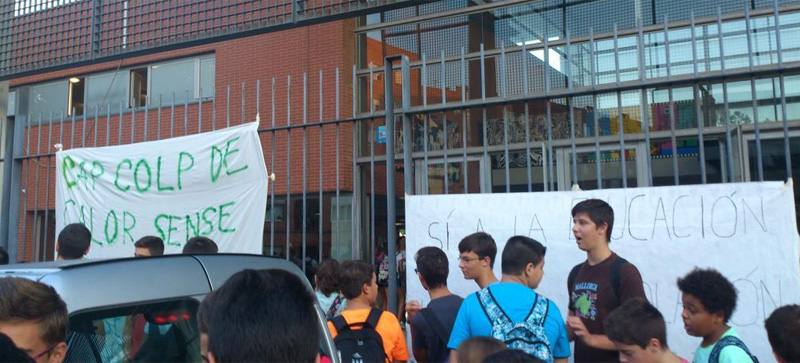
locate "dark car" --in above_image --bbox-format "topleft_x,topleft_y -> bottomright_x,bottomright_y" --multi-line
0,254 -> 338,362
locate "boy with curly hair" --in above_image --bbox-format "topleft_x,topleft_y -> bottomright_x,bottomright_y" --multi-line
677,268 -> 757,363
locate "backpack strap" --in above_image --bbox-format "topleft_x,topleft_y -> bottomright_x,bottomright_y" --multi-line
524,294 -> 550,327
420,308 -> 450,350
330,315 -> 350,335
610,257 -> 628,302
477,287 -> 513,329
567,263 -> 583,311
326,294 -> 344,318
709,335 -> 759,363
365,308 -> 383,329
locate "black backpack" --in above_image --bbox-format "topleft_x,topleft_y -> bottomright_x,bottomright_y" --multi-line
709,336 -> 759,363
330,308 -> 388,363
568,256 -> 629,307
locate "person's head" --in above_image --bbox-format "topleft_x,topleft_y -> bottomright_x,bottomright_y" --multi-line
415,246 -> 449,291
605,298 -> 670,363
314,259 -> 341,297
134,236 -> 164,257
339,260 -> 377,305
0,278 -> 68,363
482,349 -> 543,363
56,223 -> 91,260
456,337 -> 506,363
571,199 -> 614,250
182,236 -> 219,254
765,304 -> 800,363
0,246 -> 8,265
458,232 -> 497,279
197,291 -> 217,363
677,268 -> 737,339
501,236 -> 546,289
207,269 -> 319,363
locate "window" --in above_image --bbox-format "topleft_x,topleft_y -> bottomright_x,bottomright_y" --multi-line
68,77 -> 84,116
29,81 -> 67,120
150,59 -> 196,105
65,299 -> 201,363
199,57 -> 215,99
130,68 -> 148,108
85,71 -> 128,112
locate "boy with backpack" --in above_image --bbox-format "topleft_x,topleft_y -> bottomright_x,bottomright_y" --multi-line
407,246 -> 463,363
327,260 -> 409,363
604,298 -> 689,363
677,268 -> 758,363
566,199 -> 646,362
447,236 -> 570,363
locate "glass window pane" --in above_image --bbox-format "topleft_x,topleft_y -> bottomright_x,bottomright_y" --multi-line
150,59 -> 195,105
85,70 -> 129,110
29,81 -> 67,120
200,57 -> 215,98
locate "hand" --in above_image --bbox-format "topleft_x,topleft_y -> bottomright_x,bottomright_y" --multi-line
406,300 -> 422,322
566,316 -> 589,339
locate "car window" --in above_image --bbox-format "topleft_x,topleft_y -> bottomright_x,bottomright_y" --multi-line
65,298 -> 201,363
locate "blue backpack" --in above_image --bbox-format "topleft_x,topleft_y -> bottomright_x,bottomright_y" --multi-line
477,287 -> 553,363
709,336 -> 759,363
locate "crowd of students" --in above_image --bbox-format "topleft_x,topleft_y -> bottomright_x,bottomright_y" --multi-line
0,198 -> 798,362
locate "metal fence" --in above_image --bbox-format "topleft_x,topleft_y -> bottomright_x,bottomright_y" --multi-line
3,1 -> 800,313
0,0 -> 420,79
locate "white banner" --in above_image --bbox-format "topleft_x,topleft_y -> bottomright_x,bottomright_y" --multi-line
406,181 -> 800,360
55,122 -> 268,258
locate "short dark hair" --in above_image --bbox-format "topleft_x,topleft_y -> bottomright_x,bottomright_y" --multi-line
501,236 -> 546,276
677,268 -> 737,322
0,333 -> 34,363
765,304 -> 800,362
0,277 -> 68,346
0,246 -> 8,265
208,269 -> 319,363
456,337 -> 506,363
415,246 -> 449,289
315,259 -> 341,296
57,223 -> 91,259
197,291 -> 217,335
135,235 -> 165,256
183,236 -> 218,254
605,298 -> 667,349
571,199 -> 614,242
339,260 -> 375,300
458,232 -> 497,267
482,349 -> 543,363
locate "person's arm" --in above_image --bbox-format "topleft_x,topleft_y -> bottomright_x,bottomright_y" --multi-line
566,316 -> 616,351
554,358 -> 568,363
408,311 -> 428,363
566,310 -> 576,341
449,350 -> 458,363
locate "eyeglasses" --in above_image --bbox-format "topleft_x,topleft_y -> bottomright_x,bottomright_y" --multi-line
31,343 -> 58,360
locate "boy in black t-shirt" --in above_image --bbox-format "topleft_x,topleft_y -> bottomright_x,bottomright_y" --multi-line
566,199 -> 646,363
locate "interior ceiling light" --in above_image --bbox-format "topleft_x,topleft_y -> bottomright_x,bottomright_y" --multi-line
69,77 -> 81,83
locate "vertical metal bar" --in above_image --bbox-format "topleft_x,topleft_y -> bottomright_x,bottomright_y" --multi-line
500,45 -> 507,98
70,110 -> 76,150
525,102 -> 532,192
105,104 -> 111,145
593,94 -> 602,189
241,81 -> 247,124
132,98 -> 137,143
212,97 -> 216,131
171,93 -> 176,139
775,0 -> 791,178
617,91 -> 628,188
567,29 -> 578,187
226,85 -> 231,128
93,106 -> 98,146
335,69 -> 341,261
522,41 -> 529,96
503,106 -> 510,193
286,75 -> 292,261
751,78 -> 764,182
614,24 -> 621,85
641,89 -> 652,185
718,8 -> 735,181
270,77 -> 276,256
20,116 -> 31,261
369,121 -> 375,262
461,47 -> 468,192
43,115 -> 53,257
302,73 -> 308,273
369,67 -> 375,114
119,102 -> 124,144
546,101 -> 554,191
183,90 -> 189,136
144,96 -> 150,141
544,34 -> 551,93
31,116 -> 42,260
81,106 -> 87,148
423,115 -> 429,193
745,4 -> 754,70
157,96 -> 162,140
665,17 -> 679,186
480,44 -> 486,100
691,12 -> 708,184
353,65 -> 358,119
197,91 -> 202,133
384,59 -> 398,315
318,71 -> 323,263
422,53 -> 428,106
441,51 -> 449,194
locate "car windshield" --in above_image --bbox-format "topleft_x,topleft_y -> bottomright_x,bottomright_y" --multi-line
65,298 -> 201,363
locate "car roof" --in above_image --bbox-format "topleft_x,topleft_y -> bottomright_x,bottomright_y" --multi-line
0,254 -> 310,314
